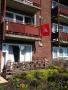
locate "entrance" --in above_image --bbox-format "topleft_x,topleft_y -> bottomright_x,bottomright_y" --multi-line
12,45 -> 20,62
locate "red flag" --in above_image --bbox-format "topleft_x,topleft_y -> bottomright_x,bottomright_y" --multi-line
40,24 -> 50,36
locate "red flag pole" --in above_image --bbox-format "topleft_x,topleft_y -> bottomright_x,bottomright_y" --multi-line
39,0 -> 42,38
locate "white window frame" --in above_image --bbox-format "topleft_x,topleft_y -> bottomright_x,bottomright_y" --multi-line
52,1 -> 58,9
6,11 -> 35,25
2,43 -> 32,63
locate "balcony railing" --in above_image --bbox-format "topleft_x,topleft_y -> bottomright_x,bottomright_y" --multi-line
14,0 -> 40,7
52,4 -> 68,16
5,21 -> 40,40
59,5 -> 68,15
7,0 -> 40,15
59,32 -> 68,43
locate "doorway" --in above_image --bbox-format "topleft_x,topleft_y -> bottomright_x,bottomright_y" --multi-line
12,45 -> 20,62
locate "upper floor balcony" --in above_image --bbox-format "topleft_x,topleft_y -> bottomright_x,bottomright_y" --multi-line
59,32 -> 68,44
5,20 -> 41,41
2,10 -> 40,41
6,0 -> 41,15
52,23 -> 68,44
60,5 -> 68,16
52,5 -> 68,16
52,1 -> 68,23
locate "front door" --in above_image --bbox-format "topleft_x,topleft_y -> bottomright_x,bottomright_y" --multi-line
12,46 -> 20,62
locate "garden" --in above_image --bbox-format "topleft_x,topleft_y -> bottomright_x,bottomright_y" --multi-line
0,65 -> 68,90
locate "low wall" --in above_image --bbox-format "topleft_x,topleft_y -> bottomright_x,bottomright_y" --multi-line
5,59 -> 49,75
52,59 -> 68,68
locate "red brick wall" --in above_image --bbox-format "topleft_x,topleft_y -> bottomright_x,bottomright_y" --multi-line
0,0 -> 52,67
32,0 -> 52,62
0,0 -> 1,13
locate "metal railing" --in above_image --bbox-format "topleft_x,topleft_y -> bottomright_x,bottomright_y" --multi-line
14,0 -> 40,7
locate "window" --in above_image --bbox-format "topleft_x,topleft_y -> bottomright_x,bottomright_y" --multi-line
16,15 -> 23,23
52,23 -> 58,33
9,45 -> 13,54
6,11 -> 34,24
53,47 -> 58,58
25,16 -> 32,24
64,48 -> 68,57
59,48 -> 63,57
66,48 -> 68,57
67,48 -> 68,56
25,45 -> 32,62
63,26 -> 68,33
6,12 -> 13,19
20,45 -> 32,62
52,1 -> 58,9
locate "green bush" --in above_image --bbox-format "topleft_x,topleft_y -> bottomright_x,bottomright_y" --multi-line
6,65 -> 68,90
0,85 -> 4,90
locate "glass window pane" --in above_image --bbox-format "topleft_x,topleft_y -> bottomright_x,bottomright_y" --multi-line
9,45 -> 13,54
59,48 -> 63,57
52,23 -> 58,33
6,12 -> 13,18
25,45 -> 32,62
16,15 -> 23,22
63,26 -> 68,33
25,16 -> 31,24
53,47 -> 58,58
52,1 -> 58,8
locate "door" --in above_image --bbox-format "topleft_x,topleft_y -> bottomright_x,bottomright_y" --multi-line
12,45 -> 20,62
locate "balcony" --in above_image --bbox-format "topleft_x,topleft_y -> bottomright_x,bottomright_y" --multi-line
52,4 -> 68,23
5,21 -> 41,41
59,32 -> 68,43
59,5 -> 68,16
6,0 -> 41,15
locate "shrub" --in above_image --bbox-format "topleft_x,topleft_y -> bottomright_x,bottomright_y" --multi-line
0,85 -> 4,90
5,65 -> 68,90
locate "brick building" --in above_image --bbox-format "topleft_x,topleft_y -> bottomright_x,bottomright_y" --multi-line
0,0 -> 51,72
51,0 -> 68,66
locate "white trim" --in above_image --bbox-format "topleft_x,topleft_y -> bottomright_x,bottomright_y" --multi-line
34,14 -> 37,26
53,47 -> 68,59
5,34 -> 41,41
6,11 -> 35,24
2,43 -> 32,61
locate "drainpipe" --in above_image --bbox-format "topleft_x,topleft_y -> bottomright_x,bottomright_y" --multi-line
2,0 -> 6,40
1,0 -> 6,77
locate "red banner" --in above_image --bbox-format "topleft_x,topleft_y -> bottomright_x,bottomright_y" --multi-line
40,24 -> 50,36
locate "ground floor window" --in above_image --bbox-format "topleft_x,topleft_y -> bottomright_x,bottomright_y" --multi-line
52,47 -> 68,59
1,43 -> 32,71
